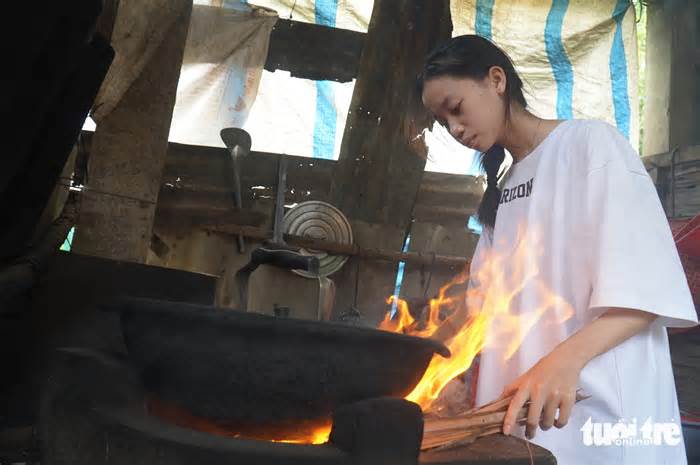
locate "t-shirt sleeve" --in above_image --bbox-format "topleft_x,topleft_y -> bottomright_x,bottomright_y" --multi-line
584,123 -> 699,328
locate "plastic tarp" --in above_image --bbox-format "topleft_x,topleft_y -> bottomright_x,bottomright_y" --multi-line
167,2 -> 277,147
429,0 -> 639,176
166,0 -> 639,175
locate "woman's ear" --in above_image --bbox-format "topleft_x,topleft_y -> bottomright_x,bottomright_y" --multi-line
488,66 -> 507,96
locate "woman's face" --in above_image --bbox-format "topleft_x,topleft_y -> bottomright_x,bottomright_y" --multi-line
421,68 -> 507,152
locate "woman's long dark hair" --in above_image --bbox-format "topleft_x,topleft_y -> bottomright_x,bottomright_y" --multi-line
416,35 -> 527,229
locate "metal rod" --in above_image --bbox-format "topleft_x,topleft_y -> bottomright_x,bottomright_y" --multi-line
272,156 -> 288,244
230,147 -> 246,253
220,128 -> 252,253
204,223 -> 469,268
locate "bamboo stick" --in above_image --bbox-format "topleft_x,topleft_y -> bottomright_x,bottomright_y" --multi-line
424,406 -> 525,434
421,390 -> 590,451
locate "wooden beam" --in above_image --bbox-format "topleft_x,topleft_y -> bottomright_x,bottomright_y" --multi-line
265,19 -> 364,82
77,132 -> 482,235
72,2 -> 192,263
330,0 -> 453,228
326,0 -> 452,324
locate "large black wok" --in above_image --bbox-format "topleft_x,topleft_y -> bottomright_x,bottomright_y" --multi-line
103,297 -> 449,432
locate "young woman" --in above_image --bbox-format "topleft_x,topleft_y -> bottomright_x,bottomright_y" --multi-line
417,35 -> 698,465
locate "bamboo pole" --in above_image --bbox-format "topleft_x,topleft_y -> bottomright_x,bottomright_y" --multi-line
422,391 -> 590,451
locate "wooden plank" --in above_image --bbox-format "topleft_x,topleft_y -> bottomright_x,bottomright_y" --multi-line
75,134 -> 334,203
162,143 -> 336,207
78,132 -> 482,239
414,173 -> 484,227
265,19 -> 364,82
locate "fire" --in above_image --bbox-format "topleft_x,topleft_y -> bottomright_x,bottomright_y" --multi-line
274,424 -> 332,445
381,227 -> 575,411
147,395 -> 332,444
149,227 -> 572,446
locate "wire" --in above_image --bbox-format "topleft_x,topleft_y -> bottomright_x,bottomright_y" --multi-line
55,181 -> 157,205
288,0 -> 298,19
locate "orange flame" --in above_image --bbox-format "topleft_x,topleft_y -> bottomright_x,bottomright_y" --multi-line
273,424 -> 332,445
147,394 -> 332,445
381,227 -> 575,411
151,227 -> 572,446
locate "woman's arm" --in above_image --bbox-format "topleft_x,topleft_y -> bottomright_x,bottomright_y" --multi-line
501,307 -> 658,439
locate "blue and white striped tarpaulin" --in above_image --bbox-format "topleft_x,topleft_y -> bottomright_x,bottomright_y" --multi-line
452,0 -> 638,143
171,0 -> 639,170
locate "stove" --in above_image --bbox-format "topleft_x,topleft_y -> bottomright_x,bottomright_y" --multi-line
39,348 -> 555,465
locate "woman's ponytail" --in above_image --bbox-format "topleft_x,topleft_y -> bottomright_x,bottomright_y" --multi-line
476,145 -> 505,229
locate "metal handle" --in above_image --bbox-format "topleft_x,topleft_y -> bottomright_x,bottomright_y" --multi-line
234,245 -> 320,311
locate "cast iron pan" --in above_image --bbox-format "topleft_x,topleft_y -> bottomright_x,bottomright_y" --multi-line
102,297 -> 450,433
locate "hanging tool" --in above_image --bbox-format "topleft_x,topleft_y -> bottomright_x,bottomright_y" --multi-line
220,127 -> 251,253
234,155 -> 320,311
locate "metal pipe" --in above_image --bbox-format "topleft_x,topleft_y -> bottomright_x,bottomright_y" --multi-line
272,156 -> 288,244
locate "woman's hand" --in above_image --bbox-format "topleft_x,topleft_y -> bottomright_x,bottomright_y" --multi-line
499,307 -> 657,439
500,345 -> 583,439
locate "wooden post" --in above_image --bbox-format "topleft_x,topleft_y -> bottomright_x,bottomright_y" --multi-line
328,0 -> 452,323
72,1 -> 192,263
331,0 -> 452,229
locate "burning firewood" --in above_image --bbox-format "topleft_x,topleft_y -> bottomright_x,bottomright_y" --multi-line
421,389 -> 590,451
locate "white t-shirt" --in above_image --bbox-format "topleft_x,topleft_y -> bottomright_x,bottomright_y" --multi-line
471,120 -> 699,465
